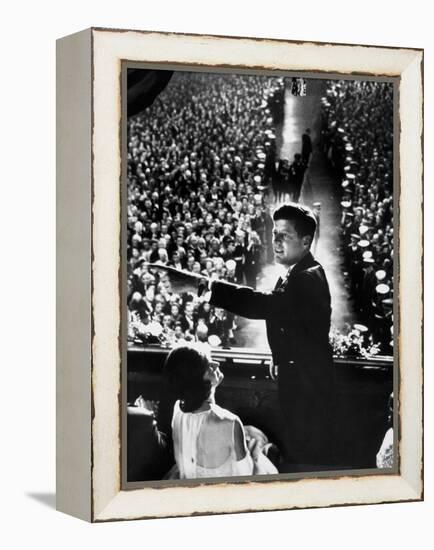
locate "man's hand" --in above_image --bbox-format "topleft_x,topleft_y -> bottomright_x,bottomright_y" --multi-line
144,263 -> 209,296
269,358 -> 278,381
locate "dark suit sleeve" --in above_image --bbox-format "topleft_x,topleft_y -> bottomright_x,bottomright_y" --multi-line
210,272 -> 329,324
210,280 -> 268,319
210,279 -> 295,320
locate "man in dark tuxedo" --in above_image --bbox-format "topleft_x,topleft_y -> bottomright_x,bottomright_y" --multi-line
301,128 -> 313,167
289,154 -> 306,203
204,203 -> 336,472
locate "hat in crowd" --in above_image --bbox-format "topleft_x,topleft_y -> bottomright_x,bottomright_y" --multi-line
362,250 -> 373,259
375,269 -> 386,280
257,152 -> 266,161
345,212 -> 354,218
347,173 -> 356,180
358,239 -> 370,248
254,175 -> 262,184
382,298 -> 393,307
350,233 -> 361,240
257,163 -> 265,170
354,324 -> 368,333
313,202 -> 321,208
376,283 -> 390,294
342,180 -> 350,188
359,225 -> 369,236
345,145 -> 354,151
363,257 -> 375,264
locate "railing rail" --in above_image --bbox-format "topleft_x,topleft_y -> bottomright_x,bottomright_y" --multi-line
128,344 -> 393,371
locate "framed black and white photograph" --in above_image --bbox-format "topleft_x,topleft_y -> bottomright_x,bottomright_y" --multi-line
56,28 -> 423,522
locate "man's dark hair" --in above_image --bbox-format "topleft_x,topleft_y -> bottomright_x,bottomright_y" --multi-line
164,344 -> 212,413
273,203 -> 317,240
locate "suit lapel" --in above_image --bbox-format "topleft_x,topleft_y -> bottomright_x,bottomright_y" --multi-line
288,251 -> 315,279
273,252 -> 316,292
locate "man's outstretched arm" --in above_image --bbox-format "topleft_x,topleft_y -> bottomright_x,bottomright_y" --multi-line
209,279 -> 285,320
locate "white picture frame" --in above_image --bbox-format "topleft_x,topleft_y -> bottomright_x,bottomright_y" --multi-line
56,27 -> 423,522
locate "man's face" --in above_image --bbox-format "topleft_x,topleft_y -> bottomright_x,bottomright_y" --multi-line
273,219 -> 310,267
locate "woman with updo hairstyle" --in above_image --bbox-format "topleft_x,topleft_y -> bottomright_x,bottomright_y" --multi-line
164,343 -> 277,479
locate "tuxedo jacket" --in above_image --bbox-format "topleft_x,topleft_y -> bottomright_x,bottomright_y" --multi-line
210,251 -> 335,464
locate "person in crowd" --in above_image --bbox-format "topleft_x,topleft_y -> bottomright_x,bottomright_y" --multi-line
301,128 -> 312,167
244,231 -> 262,289
289,154 -> 306,203
129,291 -> 151,322
164,343 -> 278,478
376,392 -> 394,469
208,307 -> 232,348
276,157 -> 292,201
233,229 -> 246,284
311,202 -> 321,254
170,250 -> 185,270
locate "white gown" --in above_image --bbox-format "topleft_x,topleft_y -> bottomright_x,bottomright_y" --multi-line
171,400 -> 277,478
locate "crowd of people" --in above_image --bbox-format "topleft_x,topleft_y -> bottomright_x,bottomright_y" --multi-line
127,72 -> 284,348
321,80 -> 394,352
127,73 -> 394,354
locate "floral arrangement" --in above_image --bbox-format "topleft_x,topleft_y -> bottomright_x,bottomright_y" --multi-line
329,324 -> 381,359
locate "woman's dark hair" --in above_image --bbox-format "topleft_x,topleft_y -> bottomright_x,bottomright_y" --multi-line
273,203 -> 317,240
164,344 -> 212,413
